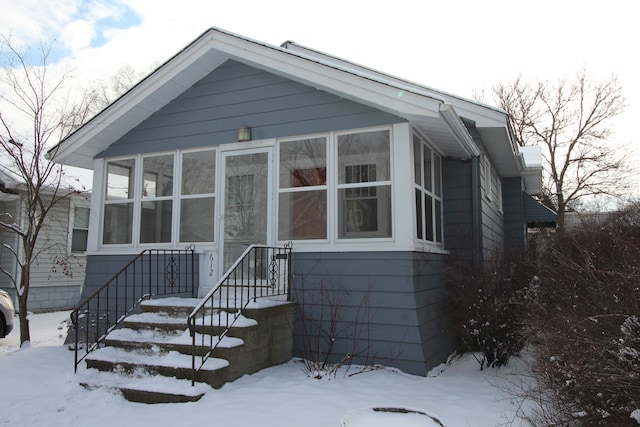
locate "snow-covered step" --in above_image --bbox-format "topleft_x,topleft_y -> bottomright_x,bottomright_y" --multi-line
105,327 -> 244,356
85,346 -> 230,388
78,369 -> 212,404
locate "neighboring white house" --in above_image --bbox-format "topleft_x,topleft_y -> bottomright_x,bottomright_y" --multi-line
0,171 -> 90,312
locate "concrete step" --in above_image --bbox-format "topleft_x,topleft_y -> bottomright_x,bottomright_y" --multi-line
78,296 -> 294,403
78,369 -> 211,404
104,327 -> 244,357
85,346 -> 230,388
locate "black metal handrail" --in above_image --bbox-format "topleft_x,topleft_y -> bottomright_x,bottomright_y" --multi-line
187,243 -> 292,385
71,248 -> 197,372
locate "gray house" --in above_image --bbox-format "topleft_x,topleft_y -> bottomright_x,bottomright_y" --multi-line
51,28 -> 553,376
0,171 -> 90,312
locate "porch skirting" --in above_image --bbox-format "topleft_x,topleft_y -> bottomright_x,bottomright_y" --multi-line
290,251 -> 455,376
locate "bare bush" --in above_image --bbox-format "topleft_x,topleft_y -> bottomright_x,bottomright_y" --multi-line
292,276 -> 392,378
448,254 -> 527,370
521,203 -> 640,425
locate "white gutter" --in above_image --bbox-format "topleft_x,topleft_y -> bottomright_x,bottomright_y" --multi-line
439,104 -> 481,157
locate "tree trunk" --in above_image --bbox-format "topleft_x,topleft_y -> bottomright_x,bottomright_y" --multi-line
17,268 -> 31,345
556,200 -> 566,232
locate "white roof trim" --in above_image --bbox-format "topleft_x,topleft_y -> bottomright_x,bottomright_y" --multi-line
50,28 -> 517,175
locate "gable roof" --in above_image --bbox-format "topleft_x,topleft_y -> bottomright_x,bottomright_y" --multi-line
49,28 -> 536,186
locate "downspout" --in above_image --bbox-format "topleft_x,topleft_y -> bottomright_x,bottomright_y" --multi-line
471,156 -> 481,266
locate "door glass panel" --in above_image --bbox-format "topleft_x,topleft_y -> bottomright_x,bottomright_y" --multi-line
223,152 -> 269,272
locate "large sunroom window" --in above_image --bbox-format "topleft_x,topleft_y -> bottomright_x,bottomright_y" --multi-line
337,130 -> 391,239
140,154 -> 174,243
103,159 -> 135,244
413,134 -> 443,244
278,137 -> 327,240
180,149 -> 216,242
102,150 -> 217,246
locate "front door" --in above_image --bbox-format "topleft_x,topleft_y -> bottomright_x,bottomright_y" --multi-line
220,148 -> 272,275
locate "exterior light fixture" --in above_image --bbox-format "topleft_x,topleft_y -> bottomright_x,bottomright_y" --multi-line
238,126 -> 251,142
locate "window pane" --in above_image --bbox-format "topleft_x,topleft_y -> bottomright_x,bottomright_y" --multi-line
434,154 -> 442,197
106,159 -> 135,200
338,130 -> 390,183
425,195 -> 434,241
140,200 -> 172,243
72,207 -> 90,252
278,190 -> 327,240
180,198 -> 214,242
74,207 -> 89,228
413,136 -> 421,186
280,138 -> 326,188
182,150 -> 215,195
71,230 -> 88,252
338,185 -> 391,238
415,188 -> 423,240
143,155 -> 173,198
435,199 -> 442,243
423,146 -> 432,192
103,203 -> 133,244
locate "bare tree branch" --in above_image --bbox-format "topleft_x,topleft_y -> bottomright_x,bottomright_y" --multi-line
491,70 -> 627,229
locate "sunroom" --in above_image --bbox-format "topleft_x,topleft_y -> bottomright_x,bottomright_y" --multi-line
92,121 -> 449,291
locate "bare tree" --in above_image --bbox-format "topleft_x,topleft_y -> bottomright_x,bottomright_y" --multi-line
492,70 -> 627,229
0,36 -> 107,345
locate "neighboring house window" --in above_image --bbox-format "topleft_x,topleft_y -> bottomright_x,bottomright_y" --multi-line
413,134 -> 443,243
484,156 -> 493,201
278,137 -> 327,240
337,130 -> 391,239
180,149 -> 216,242
71,207 -> 89,252
140,154 -> 174,243
103,158 -> 135,244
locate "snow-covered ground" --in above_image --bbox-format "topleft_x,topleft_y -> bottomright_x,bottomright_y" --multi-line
0,311 -> 530,426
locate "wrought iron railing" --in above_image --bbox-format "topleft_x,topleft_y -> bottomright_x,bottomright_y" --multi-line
71,248 -> 197,372
187,243 -> 292,385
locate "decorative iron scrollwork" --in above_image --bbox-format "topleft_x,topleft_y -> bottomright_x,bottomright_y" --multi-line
166,256 -> 179,287
269,253 -> 279,290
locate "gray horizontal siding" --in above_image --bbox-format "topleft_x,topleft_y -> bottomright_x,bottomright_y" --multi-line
290,251 -> 455,376
442,158 -> 474,262
99,60 -> 404,158
503,177 -> 526,252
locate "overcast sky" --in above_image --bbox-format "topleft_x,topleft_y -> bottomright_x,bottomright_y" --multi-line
1,0 -> 638,191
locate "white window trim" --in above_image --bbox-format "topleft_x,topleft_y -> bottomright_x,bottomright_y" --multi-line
334,126 -> 394,242
412,131 -> 444,246
177,147 -> 218,245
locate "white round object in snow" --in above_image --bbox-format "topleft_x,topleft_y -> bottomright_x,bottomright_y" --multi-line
341,407 -> 445,427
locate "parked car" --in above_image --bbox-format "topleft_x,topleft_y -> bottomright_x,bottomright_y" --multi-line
0,289 -> 15,338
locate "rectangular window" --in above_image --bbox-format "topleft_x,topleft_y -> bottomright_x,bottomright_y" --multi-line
337,130 -> 391,239
484,156 -> 493,201
180,149 -> 215,243
278,137 -> 327,240
140,154 -> 173,243
103,159 -> 135,244
71,207 -> 89,253
413,133 -> 443,244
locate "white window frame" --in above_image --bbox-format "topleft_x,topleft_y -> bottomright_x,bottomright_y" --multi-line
413,132 -> 444,245
178,147 -> 218,244
70,205 -> 90,253
335,127 -> 393,241
276,134 -> 329,242
138,152 -> 176,245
